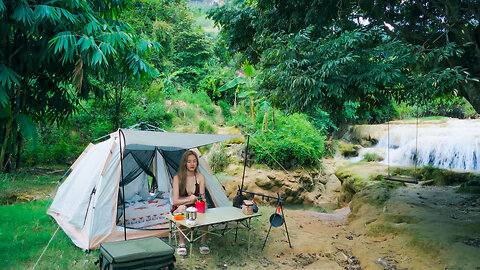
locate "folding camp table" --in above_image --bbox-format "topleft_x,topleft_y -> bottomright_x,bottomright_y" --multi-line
165,206 -> 261,268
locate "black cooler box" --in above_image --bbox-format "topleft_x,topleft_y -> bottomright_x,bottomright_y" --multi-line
99,237 -> 175,270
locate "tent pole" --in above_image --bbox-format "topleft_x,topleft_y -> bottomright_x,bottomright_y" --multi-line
45,168 -> 71,211
119,129 -> 127,241
240,135 -> 250,192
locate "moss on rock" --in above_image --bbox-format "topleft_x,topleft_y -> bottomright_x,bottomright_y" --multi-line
337,140 -> 360,158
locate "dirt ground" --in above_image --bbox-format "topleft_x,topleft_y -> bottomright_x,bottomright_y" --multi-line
174,185 -> 480,270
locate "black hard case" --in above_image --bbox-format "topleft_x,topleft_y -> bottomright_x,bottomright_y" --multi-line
99,237 -> 175,270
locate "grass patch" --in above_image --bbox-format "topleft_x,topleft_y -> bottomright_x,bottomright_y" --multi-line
0,172 -> 60,205
407,235 -> 441,257
366,223 -> 408,236
282,204 -> 332,213
361,153 -> 382,162
0,200 -> 99,269
461,222 -> 480,234
381,214 -> 421,224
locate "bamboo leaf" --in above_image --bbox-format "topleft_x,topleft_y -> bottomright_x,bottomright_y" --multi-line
99,42 -> 116,56
0,103 -> 11,119
34,5 -> 61,23
58,7 -> 79,24
0,64 -> 21,89
15,114 -> 38,145
12,2 -> 34,26
0,0 -> 5,12
0,85 -> 8,106
77,35 -> 94,52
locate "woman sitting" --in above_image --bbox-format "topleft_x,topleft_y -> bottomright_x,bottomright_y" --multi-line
171,150 -> 210,256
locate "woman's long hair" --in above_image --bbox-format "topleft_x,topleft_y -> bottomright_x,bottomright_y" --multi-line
177,150 -> 199,196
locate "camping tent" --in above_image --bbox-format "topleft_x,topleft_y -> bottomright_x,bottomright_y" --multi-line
47,129 -> 242,250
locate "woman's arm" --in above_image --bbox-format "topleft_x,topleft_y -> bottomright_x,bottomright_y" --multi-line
172,175 -> 196,206
198,173 -> 206,205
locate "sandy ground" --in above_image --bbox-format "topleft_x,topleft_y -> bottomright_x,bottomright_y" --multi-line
174,185 -> 480,269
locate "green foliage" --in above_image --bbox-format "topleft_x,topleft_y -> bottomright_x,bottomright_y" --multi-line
22,124 -> 84,166
0,0 -> 160,171
208,144 -> 229,173
362,153 -> 382,162
457,176 -> 480,194
227,105 -> 254,133
217,100 -> 232,121
211,0 -> 476,126
251,112 -> 326,169
358,0 -> 480,114
198,120 -> 215,134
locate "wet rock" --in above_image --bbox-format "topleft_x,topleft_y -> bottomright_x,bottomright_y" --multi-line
463,237 -> 480,248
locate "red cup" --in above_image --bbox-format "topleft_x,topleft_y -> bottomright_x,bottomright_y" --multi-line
195,201 -> 206,213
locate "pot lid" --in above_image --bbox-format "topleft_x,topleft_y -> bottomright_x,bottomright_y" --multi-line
186,207 -> 197,212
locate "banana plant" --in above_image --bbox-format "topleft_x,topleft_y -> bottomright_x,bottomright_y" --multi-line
218,60 -> 258,120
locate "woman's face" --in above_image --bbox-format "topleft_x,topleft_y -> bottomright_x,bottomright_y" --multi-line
186,154 -> 198,172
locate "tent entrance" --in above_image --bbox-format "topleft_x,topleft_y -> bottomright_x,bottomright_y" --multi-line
116,148 -> 219,230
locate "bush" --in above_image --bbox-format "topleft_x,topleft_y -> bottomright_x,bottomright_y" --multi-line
22,124 -> 85,166
251,112 -> 326,169
227,105 -> 254,133
362,153 -> 382,162
208,144 -> 229,173
198,120 -> 215,134
217,100 -> 232,121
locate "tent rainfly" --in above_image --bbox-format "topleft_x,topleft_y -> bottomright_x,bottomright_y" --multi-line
47,129 -> 243,250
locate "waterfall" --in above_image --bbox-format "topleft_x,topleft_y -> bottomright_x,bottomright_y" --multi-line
356,119 -> 480,171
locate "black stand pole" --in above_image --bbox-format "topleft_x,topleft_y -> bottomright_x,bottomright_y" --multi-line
279,199 -> 292,248
262,223 -> 273,251
261,193 -> 292,251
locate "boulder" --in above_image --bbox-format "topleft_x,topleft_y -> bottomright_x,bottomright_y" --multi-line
325,175 -> 342,193
337,140 -> 360,158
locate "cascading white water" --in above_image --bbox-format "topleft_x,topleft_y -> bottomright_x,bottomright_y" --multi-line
355,119 -> 480,171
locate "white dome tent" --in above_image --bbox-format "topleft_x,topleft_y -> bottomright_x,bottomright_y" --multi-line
47,128 -> 242,250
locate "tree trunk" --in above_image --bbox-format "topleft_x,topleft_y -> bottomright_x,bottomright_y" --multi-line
264,110 -> 268,131
272,110 -> 275,130
0,117 -> 13,172
463,81 -> 480,115
250,96 -> 255,120
15,131 -> 22,171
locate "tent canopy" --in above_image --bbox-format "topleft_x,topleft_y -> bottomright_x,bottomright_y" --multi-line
121,129 -> 243,151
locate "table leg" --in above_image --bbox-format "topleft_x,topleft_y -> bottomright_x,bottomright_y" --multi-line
248,219 -> 251,251
168,220 -> 172,245
190,229 -> 194,269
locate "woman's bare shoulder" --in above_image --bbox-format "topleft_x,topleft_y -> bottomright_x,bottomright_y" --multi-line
197,172 -> 206,181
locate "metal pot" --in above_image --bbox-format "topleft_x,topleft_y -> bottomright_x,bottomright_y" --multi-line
269,213 -> 284,227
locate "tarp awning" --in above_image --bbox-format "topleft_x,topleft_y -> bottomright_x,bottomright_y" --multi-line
120,129 -> 243,151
